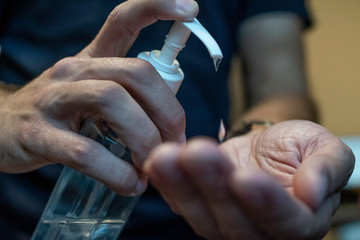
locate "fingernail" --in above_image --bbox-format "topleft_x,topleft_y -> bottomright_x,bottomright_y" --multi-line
131,175 -> 148,196
176,0 -> 198,20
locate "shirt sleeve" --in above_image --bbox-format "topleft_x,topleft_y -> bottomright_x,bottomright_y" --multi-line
240,0 -> 312,28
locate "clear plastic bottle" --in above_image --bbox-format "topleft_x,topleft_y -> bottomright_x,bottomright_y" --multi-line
31,120 -> 138,240
31,17 -> 222,240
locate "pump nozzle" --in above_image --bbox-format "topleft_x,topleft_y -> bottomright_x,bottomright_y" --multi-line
182,19 -> 223,71
138,18 -> 223,94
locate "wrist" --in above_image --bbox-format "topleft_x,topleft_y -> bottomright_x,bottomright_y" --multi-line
227,120 -> 273,139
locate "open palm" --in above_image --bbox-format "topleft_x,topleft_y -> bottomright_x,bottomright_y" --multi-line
223,120 -> 343,196
145,120 -> 354,240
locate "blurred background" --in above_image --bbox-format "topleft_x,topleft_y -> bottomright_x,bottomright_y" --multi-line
295,0 -> 360,239
307,0 -> 360,136
307,1 -> 360,239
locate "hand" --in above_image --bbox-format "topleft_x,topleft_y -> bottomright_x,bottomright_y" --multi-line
0,0 -> 198,196
144,120 -> 355,239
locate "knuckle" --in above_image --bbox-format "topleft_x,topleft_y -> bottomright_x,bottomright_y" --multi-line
106,5 -> 122,25
51,57 -> 84,79
69,141 -> 97,169
106,4 -> 138,37
97,80 -> 123,96
125,58 -> 159,85
95,81 -> 126,106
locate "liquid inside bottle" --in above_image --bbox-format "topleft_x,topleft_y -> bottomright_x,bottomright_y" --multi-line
32,120 -> 138,240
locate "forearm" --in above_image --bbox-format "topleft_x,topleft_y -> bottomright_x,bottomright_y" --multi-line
231,13 -> 317,132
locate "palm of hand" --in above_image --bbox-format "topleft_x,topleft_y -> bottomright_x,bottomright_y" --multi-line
221,120 -> 327,197
145,120 -> 354,239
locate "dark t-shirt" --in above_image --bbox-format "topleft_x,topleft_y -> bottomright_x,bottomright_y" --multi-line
0,0 -> 310,239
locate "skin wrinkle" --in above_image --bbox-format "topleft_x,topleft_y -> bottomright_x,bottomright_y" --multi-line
230,140 -> 252,169
100,7 -> 138,57
79,59 -> 110,80
19,117 -> 51,165
302,133 -> 324,160
248,133 -> 301,192
0,104 -> 36,169
49,57 -> 86,81
4,127 -> 32,170
256,135 -> 299,171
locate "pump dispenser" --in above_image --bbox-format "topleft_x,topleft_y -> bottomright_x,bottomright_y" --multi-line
32,18 -> 223,240
138,18 -> 223,94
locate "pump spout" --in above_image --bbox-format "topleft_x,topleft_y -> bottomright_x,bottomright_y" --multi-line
158,18 -> 223,71
181,18 -> 223,70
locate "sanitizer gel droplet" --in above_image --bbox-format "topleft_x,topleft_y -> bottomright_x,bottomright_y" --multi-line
214,58 -> 222,72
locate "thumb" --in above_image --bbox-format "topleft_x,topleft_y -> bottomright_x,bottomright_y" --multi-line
79,0 -> 199,58
294,138 -> 354,210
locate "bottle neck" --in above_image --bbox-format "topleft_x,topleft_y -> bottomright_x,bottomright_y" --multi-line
157,21 -> 191,65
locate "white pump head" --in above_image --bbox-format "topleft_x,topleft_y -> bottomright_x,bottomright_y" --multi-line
137,18 -> 223,94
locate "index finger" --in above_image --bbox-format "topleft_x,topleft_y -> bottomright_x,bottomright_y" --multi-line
79,0 -> 199,58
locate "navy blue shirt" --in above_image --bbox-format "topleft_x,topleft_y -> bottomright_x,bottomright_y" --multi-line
0,0 -> 311,239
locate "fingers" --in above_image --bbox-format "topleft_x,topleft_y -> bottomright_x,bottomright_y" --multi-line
145,139 -> 266,240
145,143 -> 222,239
80,0 -> 199,58
46,57 -> 186,165
144,121 -> 350,239
6,54 -> 183,193
19,119 -> 147,196
145,137 -> 339,240
293,132 -> 355,209
178,140 -> 266,240
45,80 -> 160,167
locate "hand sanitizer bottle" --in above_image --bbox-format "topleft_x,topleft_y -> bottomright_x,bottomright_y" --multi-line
31,18 -> 222,240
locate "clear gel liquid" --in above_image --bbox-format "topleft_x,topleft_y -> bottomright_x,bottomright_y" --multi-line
32,218 -> 125,240
213,58 -> 222,72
